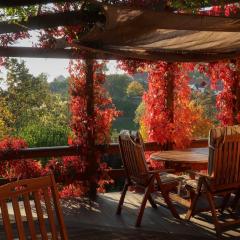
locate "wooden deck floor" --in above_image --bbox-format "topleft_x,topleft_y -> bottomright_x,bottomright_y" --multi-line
60,192 -> 240,239
0,191 -> 240,239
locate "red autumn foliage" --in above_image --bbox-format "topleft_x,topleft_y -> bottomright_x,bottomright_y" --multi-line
119,61 -> 197,148
42,59 -> 120,197
0,137 -> 42,180
0,1 -> 239,197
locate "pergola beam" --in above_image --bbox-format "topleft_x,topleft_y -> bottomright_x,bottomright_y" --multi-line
0,6 -> 240,35
0,10 -> 104,34
0,46 -> 240,62
0,46 -> 118,59
0,0 -> 80,7
0,0 -> 239,8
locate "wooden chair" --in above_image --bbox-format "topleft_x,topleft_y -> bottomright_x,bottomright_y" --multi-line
116,130 -> 181,227
0,174 -> 68,240
185,125 -> 240,236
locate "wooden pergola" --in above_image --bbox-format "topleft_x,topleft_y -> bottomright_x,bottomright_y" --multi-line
0,0 -> 240,198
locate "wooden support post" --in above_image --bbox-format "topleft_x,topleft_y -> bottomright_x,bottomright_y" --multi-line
231,59 -> 240,124
85,58 -> 97,200
166,63 -> 174,123
166,63 -> 174,150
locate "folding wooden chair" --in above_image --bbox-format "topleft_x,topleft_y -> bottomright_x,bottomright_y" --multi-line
0,174 -> 68,240
116,130 -> 181,227
185,125 -> 240,236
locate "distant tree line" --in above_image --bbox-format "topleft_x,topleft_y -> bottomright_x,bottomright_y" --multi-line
0,59 -> 148,147
0,59 -> 70,149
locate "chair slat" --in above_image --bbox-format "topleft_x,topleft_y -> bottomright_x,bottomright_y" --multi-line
230,141 -> 237,183
221,142 -> 228,184
0,175 -> 68,239
237,142 -> 240,182
187,126 -> 240,236
33,191 -> 48,239
0,200 -> 14,240
43,188 -> 58,240
23,193 -> 37,240
118,130 -> 180,227
12,196 -> 26,240
50,174 -> 68,240
226,141 -> 232,184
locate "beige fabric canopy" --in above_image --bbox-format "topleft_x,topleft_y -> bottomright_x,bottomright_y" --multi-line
77,4 -> 240,62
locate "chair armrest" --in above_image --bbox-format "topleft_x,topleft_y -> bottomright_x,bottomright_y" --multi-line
186,170 -> 208,177
148,169 -> 175,175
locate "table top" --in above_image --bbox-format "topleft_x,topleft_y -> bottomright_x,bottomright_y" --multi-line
150,148 -> 208,164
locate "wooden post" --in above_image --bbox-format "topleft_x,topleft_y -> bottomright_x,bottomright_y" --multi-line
231,59 -> 240,124
85,58 -> 97,200
166,63 -> 174,123
166,63 -> 174,150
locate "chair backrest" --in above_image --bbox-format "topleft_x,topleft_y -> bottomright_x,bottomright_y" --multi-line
0,174 -> 68,240
208,125 -> 240,190
119,130 -> 149,185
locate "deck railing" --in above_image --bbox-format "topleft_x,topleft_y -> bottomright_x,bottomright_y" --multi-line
0,139 -> 208,179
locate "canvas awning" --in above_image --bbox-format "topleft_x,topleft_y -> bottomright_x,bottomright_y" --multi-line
76,4 -> 240,62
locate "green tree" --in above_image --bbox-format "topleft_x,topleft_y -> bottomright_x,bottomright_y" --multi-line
49,75 -> 69,100
105,74 -> 133,100
0,59 -> 70,148
127,81 -> 144,97
0,96 -> 15,138
2,59 -> 51,130
105,74 -> 140,130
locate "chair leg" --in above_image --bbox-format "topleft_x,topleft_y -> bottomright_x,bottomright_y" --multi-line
220,193 -> 231,213
231,190 -> 240,211
148,194 -> 157,209
116,182 -> 129,215
206,191 -> 221,237
185,191 -> 199,220
135,181 -> 154,227
161,189 -> 180,220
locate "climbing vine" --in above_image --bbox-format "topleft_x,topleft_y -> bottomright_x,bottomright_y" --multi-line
0,0 -> 239,196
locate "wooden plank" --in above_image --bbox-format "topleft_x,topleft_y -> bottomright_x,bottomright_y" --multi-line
0,0 -> 78,7
12,196 -> 26,240
0,46 -> 118,60
23,193 -> 37,240
150,148 -> 209,164
166,63 -> 174,124
0,200 -> 14,240
0,139 -> 208,161
0,0 -> 239,8
43,188 -> 58,240
50,174 -> 68,240
0,10 -> 105,34
77,44 -> 240,63
33,191 -> 48,239
0,45 -> 240,62
85,58 -> 98,200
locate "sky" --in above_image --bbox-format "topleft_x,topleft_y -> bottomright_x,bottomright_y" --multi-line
0,31 -> 124,82
0,58 -> 124,82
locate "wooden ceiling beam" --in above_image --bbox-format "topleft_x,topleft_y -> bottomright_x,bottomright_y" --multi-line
0,46 -> 239,62
0,0 -> 239,8
0,46 -> 114,59
0,0 -> 81,7
0,10 -> 104,34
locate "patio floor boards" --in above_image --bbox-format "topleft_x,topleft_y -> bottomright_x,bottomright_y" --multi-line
61,192 -> 240,239
0,192 -> 239,239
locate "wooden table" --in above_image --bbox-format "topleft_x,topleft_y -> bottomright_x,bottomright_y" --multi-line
150,148 -> 208,172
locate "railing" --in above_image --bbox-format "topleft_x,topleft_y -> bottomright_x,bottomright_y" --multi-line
0,139 -> 208,179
